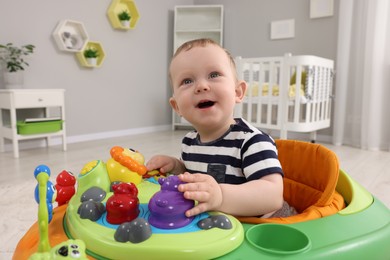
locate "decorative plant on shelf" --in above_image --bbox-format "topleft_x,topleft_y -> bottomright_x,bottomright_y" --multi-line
0,43 -> 35,72
83,47 -> 99,66
84,47 -> 99,59
118,10 -> 131,27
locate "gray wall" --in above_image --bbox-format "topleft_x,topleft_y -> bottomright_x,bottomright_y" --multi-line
0,0 -> 338,143
0,0 -> 191,139
198,0 -> 338,60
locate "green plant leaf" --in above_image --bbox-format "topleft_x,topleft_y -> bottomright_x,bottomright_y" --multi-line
118,10 -> 131,21
83,47 -> 99,58
0,43 -> 35,72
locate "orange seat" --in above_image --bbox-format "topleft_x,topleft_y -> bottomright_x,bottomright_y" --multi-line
237,139 -> 345,224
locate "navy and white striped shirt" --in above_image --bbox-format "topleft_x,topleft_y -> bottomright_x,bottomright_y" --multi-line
181,118 -> 283,184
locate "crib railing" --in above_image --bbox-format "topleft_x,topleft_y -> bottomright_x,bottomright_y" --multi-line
234,54 -> 334,141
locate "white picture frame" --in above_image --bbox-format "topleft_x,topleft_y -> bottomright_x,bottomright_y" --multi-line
270,19 -> 295,40
310,0 -> 334,19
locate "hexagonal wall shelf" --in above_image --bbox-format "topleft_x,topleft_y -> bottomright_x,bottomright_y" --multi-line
107,0 -> 140,30
76,41 -> 106,68
53,20 -> 89,52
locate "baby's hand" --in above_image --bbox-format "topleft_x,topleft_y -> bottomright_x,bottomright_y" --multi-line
146,155 -> 176,174
146,155 -> 186,175
178,172 -> 223,217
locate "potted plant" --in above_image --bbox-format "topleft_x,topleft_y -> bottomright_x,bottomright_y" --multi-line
83,47 -> 99,66
0,43 -> 35,88
118,9 -> 131,27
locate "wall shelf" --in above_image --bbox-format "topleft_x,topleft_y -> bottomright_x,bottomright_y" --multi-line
76,41 -> 106,68
52,20 -> 89,52
173,5 -> 223,52
107,0 -> 140,30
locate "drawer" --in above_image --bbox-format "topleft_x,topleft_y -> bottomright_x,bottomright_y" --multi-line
17,120 -> 63,135
13,91 -> 64,108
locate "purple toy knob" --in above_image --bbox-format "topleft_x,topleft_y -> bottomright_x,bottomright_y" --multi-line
148,175 -> 194,229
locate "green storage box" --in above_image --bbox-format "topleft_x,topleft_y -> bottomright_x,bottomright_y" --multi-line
17,120 -> 63,135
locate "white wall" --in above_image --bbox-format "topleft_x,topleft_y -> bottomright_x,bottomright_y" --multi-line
0,0 -> 338,146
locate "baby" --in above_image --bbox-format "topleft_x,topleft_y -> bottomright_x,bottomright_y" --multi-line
147,38 -> 295,219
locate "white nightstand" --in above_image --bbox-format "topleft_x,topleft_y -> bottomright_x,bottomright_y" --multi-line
0,89 -> 67,158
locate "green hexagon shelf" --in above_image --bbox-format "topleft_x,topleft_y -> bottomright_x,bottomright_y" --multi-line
107,0 -> 140,30
76,41 -> 106,68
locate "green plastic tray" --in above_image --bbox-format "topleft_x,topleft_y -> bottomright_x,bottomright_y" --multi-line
17,120 -> 63,135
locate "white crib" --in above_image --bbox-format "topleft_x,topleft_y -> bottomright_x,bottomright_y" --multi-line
234,53 -> 334,142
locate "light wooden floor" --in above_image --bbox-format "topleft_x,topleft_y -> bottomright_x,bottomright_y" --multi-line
1,130 -> 389,259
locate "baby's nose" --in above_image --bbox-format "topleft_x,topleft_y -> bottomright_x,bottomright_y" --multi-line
195,81 -> 210,92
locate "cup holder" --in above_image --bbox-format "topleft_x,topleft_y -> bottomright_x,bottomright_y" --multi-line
246,224 -> 311,255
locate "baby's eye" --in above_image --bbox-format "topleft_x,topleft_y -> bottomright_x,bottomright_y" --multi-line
181,78 -> 193,85
209,72 -> 220,79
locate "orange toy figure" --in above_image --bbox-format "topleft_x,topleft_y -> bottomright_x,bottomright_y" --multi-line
106,146 -> 147,185
55,170 -> 76,206
110,146 -> 147,175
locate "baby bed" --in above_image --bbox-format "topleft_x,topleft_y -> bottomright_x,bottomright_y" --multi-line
234,53 -> 334,142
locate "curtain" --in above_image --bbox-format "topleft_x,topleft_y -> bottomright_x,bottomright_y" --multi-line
333,0 -> 390,151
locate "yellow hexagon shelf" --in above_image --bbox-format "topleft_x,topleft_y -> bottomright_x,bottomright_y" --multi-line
52,20 -> 89,52
107,0 -> 140,30
76,41 -> 106,68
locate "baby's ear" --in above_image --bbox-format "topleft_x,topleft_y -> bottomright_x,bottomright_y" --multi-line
235,80 -> 247,103
169,96 -> 181,116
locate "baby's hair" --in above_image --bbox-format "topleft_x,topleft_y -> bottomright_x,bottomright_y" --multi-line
170,38 -> 238,83
173,38 -> 236,70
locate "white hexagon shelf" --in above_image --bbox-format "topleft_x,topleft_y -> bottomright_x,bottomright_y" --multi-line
52,20 -> 89,52
107,0 -> 140,30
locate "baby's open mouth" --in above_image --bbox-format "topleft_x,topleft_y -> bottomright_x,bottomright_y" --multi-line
197,100 -> 215,109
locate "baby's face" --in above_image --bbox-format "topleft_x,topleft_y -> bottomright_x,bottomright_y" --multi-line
169,44 -> 245,134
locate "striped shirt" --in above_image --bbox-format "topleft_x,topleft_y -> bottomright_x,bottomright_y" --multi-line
181,118 -> 283,184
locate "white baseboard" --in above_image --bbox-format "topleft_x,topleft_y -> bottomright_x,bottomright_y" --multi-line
66,125 -> 171,144
2,125 -> 332,152
2,125 -> 171,152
